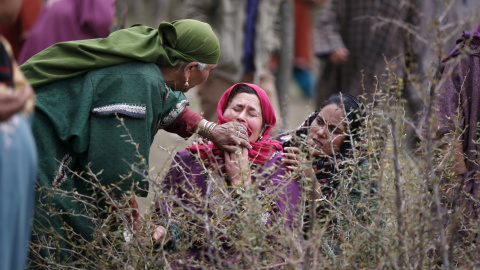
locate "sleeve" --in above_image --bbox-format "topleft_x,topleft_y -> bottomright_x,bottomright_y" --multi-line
434,62 -> 465,141
164,108 -> 203,138
157,90 -> 189,130
313,0 -> 346,57
265,154 -> 302,228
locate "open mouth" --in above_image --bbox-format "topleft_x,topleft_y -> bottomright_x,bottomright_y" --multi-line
312,138 -> 324,149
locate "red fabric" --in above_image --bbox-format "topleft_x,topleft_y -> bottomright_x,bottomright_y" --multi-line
189,83 -> 283,165
0,0 -> 43,61
294,0 -> 313,69
130,197 -> 140,220
165,108 -> 203,138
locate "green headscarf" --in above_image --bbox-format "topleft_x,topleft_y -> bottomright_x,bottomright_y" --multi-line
20,19 -> 220,88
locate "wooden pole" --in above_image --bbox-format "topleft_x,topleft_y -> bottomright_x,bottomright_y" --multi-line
276,0 -> 294,127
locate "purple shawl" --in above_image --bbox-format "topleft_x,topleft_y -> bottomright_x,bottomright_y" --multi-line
157,149 -> 301,268
436,23 -> 480,218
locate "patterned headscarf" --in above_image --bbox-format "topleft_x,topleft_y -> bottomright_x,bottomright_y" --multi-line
20,19 -> 220,87
189,83 -> 283,166
277,93 -> 366,192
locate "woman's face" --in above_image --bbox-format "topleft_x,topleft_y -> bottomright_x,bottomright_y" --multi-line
307,104 -> 346,156
185,64 -> 217,91
223,92 -> 265,142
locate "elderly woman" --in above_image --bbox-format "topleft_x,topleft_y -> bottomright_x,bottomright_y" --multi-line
20,19 -> 251,264
153,83 -> 301,268
278,93 -> 375,243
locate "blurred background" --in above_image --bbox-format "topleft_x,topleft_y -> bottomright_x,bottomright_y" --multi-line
4,0 -> 479,211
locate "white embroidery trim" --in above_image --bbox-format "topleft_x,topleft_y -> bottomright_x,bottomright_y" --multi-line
158,100 -> 189,129
165,83 -> 170,101
92,104 -> 146,115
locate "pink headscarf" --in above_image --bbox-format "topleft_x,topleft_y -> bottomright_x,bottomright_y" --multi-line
189,83 -> 283,166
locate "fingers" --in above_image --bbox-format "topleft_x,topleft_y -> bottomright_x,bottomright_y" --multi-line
282,147 -> 303,171
237,137 -> 251,149
232,122 -> 251,149
222,144 -> 238,153
284,147 -> 301,155
224,151 -> 231,163
281,152 -> 300,166
152,226 -> 167,241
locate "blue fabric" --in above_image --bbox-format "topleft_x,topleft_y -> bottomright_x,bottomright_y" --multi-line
0,114 -> 37,270
294,67 -> 315,98
243,0 -> 259,74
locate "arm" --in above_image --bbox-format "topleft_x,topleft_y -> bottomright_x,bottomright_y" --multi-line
313,0 -> 347,58
224,147 -> 251,186
0,35 -> 34,121
282,146 -> 322,199
165,110 -> 251,152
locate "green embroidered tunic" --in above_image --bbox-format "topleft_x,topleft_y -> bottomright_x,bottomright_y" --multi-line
32,61 -> 187,246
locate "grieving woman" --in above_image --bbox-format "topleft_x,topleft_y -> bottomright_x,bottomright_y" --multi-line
277,93 -> 376,244
154,83 -> 301,268
20,19 -> 251,265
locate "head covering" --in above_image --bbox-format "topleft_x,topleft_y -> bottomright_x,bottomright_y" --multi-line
189,83 -> 283,166
442,24 -> 480,62
20,19 -> 220,87
279,93 -> 365,156
277,93 -> 366,193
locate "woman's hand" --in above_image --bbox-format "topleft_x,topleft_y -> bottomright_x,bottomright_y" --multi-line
224,147 -> 251,186
282,147 -> 315,179
152,225 -> 167,242
210,121 -> 251,153
0,84 -> 33,121
328,48 -> 349,65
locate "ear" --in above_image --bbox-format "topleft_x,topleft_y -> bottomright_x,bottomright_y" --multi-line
183,62 -> 199,78
259,126 -> 267,140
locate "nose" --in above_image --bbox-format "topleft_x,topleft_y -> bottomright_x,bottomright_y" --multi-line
316,126 -> 327,138
235,110 -> 247,124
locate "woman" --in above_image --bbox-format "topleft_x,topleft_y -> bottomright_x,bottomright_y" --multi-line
154,83 -> 301,268
278,93 -> 375,242
20,19 -> 250,265
434,23 -> 480,247
0,0 -> 37,269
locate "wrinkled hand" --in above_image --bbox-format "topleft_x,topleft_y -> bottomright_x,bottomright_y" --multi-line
152,225 -> 167,242
0,84 -> 32,121
282,147 -> 303,170
328,48 -> 349,65
210,121 -> 251,153
224,147 -> 251,186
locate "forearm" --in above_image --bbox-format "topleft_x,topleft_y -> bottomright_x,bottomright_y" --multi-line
164,108 -> 203,138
